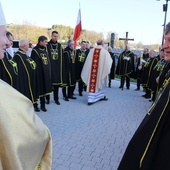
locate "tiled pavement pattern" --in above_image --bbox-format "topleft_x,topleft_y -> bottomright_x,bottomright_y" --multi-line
37,79 -> 151,170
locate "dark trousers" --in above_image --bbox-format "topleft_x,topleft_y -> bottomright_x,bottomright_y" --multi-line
145,88 -> 151,97
40,96 -> 45,107
78,80 -> 84,94
151,91 -> 156,101
108,79 -> 111,87
62,85 -> 75,97
136,78 -> 141,89
121,76 -> 130,88
34,96 -> 46,108
46,85 -> 59,101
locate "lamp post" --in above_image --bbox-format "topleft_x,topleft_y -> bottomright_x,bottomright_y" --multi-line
157,0 -> 170,45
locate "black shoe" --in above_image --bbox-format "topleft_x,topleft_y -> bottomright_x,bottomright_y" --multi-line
108,84 -> 111,88
79,93 -> 83,96
55,100 -> 60,105
34,106 -> 40,112
83,86 -> 87,91
68,96 -> 77,99
63,97 -> 69,101
46,100 -> 50,104
135,88 -> 140,91
119,86 -> 123,88
145,95 -> 151,99
88,102 -> 94,106
142,94 -> 146,97
127,87 -> 130,90
99,96 -> 108,101
41,107 -> 47,112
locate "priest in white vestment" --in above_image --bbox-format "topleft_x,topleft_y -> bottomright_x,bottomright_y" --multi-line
0,2 -> 52,170
81,40 -> 112,105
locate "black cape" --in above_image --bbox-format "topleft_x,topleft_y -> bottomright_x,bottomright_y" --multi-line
63,47 -> 76,86
148,58 -> 166,93
75,48 -> 89,81
135,53 -> 149,79
31,44 -> 52,96
116,50 -> 135,78
118,69 -> 170,170
158,61 -> 170,89
47,40 -> 67,86
142,57 -> 158,88
0,52 -> 19,90
14,49 -> 38,103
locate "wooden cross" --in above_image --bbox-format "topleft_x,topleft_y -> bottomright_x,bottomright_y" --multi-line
119,32 -> 134,46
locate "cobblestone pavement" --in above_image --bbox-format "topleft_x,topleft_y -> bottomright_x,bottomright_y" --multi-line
37,79 -> 151,170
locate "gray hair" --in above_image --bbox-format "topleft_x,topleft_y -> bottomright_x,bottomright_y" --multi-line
19,39 -> 29,48
67,40 -> 74,47
97,39 -> 103,45
165,22 -> 170,35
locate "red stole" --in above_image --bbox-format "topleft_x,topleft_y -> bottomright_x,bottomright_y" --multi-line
89,48 -> 101,93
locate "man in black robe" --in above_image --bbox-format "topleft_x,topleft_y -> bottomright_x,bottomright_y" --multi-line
118,22 -> 170,170
31,36 -> 52,112
62,40 -> 76,101
135,48 -> 149,91
14,39 -> 38,107
148,49 -> 165,102
116,45 -> 135,90
75,40 -> 89,96
0,31 -> 18,89
46,31 -> 67,105
142,50 -> 158,99
107,46 -> 115,88
157,60 -> 170,90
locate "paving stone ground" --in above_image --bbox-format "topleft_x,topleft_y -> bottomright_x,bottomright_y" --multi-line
37,79 -> 151,170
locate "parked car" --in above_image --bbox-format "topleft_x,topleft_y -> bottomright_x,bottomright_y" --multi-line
12,40 -> 19,55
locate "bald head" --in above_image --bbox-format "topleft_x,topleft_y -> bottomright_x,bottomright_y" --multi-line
19,39 -> 29,52
97,39 -> 103,45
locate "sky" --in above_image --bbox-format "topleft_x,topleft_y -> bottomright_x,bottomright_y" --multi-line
1,0 -> 170,45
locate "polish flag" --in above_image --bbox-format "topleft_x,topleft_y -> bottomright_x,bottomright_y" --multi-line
73,9 -> 82,48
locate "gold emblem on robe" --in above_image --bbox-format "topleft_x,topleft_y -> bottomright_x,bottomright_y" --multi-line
78,52 -> 85,62
41,54 -> 48,65
26,58 -> 37,70
8,59 -> 18,75
50,49 -> 58,60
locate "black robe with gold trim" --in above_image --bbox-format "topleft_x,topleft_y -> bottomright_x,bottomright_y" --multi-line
14,49 -> 38,103
142,57 -> 158,88
118,70 -> 170,170
31,45 -> 52,97
135,53 -> 149,79
158,61 -> 170,89
148,58 -> 166,93
75,48 -> 89,81
47,40 -> 67,86
116,50 -> 135,78
63,47 -> 76,86
0,52 -> 19,90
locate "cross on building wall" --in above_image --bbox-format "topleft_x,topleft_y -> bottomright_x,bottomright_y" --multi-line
119,32 -> 134,46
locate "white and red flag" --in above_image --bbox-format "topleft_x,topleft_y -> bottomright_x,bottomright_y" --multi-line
73,9 -> 82,48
